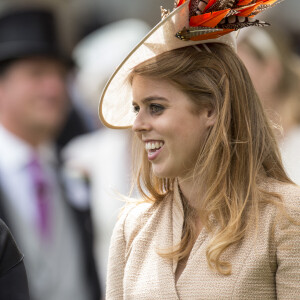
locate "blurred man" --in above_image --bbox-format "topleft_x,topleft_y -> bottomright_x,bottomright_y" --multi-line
0,8 -> 100,300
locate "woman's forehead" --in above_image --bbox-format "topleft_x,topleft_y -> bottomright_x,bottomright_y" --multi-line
132,76 -> 185,101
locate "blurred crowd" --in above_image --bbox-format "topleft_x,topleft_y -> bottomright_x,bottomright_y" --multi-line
0,1 -> 299,300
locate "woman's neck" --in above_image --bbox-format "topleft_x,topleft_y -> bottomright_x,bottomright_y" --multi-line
178,176 -> 203,210
177,176 -> 204,236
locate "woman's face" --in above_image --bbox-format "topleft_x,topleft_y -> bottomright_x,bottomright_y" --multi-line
132,75 -> 215,179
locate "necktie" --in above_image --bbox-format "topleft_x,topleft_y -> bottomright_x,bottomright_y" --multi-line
28,155 -> 51,240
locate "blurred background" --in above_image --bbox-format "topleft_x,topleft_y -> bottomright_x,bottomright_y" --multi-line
0,0 -> 175,56
0,0 -> 299,299
0,0 -> 299,56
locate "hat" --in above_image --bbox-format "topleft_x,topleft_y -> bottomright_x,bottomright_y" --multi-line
0,8 -> 67,63
99,0 -> 286,129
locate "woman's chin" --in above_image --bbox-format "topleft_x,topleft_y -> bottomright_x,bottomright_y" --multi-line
152,167 -> 167,178
152,166 -> 176,179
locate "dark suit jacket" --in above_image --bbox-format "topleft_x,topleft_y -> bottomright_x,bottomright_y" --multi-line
0,218 -> 30,300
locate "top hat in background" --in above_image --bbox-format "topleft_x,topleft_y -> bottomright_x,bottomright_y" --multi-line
0,8 -> 68,63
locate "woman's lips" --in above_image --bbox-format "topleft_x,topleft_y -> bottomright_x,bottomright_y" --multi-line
148,146 -> 164,160
145,141 -> 164,161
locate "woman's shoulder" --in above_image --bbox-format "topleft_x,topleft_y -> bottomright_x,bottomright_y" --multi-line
263,177 -> 300,207
122,199 -> 154,226
115,193 -> 172,243
258,178 -> 300,232
114,198 -> 159,243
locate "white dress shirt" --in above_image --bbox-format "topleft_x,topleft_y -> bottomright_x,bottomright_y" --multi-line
0,124 -> 91,300
0,125 -> 57,226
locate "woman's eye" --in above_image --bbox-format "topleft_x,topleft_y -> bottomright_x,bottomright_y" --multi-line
150,104 -> 164,114
132,105 -> 140,114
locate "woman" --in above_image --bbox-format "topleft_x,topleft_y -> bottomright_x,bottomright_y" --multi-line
99,0 -> 300,299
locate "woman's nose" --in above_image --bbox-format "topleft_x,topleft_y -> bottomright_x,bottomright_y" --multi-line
132,111 -> 151,132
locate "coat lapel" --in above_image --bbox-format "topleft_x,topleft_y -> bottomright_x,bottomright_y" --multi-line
172,181 -> 184,273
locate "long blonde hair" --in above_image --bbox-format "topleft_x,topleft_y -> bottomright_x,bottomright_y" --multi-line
130,43 -> 293,275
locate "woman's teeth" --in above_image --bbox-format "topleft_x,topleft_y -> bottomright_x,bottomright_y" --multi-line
145,141 -> 164,151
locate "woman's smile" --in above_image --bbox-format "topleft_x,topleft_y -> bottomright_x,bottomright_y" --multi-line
144,140 -> 165,160
132,75 -> 214,179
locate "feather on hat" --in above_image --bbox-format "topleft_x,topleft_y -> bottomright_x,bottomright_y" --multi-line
99,0 -> 285,129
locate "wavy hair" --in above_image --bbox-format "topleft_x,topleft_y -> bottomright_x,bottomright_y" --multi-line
129,43 -> 293,275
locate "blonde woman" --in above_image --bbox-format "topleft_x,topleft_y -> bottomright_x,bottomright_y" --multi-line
99,1 -> 300,299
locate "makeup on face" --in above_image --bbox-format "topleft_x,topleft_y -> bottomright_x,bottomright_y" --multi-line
132,75 -> 212,179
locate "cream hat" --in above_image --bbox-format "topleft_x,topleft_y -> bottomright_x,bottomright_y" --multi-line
99,0 -> 285,129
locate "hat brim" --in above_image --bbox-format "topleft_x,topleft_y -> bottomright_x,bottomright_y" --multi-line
99,1 -> 236,129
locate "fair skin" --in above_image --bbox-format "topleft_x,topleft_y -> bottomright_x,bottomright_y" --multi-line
0,56 -> 69,147
132,75 -> 215,281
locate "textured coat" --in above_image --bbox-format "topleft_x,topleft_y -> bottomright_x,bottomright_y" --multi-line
106,179 -> 300,299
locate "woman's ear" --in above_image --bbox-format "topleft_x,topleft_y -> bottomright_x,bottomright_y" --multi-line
204,106 -> 217,128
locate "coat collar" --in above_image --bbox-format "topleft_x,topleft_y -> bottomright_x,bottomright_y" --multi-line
172,179 -> 184,273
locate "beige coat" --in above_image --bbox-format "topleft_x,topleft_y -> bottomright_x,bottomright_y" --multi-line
106,179 -> 300,299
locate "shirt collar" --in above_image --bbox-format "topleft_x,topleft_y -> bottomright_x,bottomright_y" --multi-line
0,124 -> 57,171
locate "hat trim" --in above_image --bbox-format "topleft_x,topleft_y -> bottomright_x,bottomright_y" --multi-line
99,0 -> 282,129
98,4 -> 189,129
99,2 -> 235,129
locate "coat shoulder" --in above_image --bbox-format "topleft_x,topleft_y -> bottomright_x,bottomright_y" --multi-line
264,179 -> 300,207
120,199 -> 156,245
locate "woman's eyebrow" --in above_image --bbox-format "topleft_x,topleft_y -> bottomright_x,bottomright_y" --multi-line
132,96 -> 168,106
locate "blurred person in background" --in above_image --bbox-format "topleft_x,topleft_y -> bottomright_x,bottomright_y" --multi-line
0,8 -> 101,300
62,18 -> 150,289
238,27 -> 300,185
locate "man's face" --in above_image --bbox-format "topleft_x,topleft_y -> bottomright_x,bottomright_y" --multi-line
0,56 -> 69,144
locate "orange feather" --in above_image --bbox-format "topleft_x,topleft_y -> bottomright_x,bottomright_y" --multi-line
237,0 -> 253,5
262,0 -> 279,5
237,2 -> 263,17
190,9 -> 230,27
203,0 -> 217,13
177,0 -> 187,7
